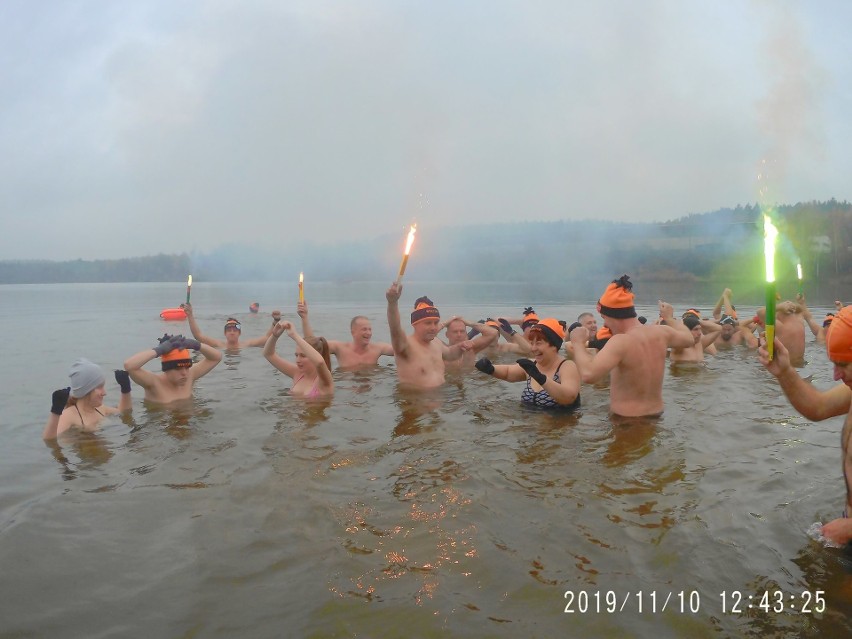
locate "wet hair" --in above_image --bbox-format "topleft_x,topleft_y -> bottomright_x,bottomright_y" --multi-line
683,315 -> 701,330
350,315 -> 370,329
577,312 -> 594,322
306,336 -> 332,370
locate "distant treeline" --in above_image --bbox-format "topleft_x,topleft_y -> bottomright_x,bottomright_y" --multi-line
3,200 -> 851,302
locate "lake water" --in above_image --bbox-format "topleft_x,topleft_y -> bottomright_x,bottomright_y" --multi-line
1,281 -> 850,638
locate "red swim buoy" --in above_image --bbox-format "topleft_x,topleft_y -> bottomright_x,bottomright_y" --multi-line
160,307 -> 187,321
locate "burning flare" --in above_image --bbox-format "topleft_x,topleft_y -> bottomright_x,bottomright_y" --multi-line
396,224 -> 417,285
763,215 -> 778,359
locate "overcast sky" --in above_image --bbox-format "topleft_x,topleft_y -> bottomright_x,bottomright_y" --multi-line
1,0 -> 849,261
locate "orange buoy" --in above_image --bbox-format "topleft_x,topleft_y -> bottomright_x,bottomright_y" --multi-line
159,307 -> 187,321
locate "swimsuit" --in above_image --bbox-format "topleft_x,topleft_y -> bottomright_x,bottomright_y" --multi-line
74,404 -> 103,428
293,374 -> 322,399
520,360 -> 580,410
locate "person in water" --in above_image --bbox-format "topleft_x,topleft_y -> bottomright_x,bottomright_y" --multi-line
755,300 -> 807,366
475,318 -> 580,409
799,295 -> 843,344
182,302 -> 279,350
759,305 -> 852,546
43,358 -> 133,439
665,311 -> 721,363
385,284 -> 473,389
441,317 -> 498,372
298,301 -> 394,368
263,320 -> 333,398
569,275 -> 694,418
124,334 -> 222,403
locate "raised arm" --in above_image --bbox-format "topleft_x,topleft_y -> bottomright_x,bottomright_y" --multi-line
42,387 -> 70,440
124,336 -> 176,391
386,283 -> 409,359
297,301 -> 314,338
461,318 -> 498,354
187,339 -> 222,380
657,301 -> 695,349
759,337 -> 851,420
181,303 -> 223,348
569,326 -> 627,384
286,323 -> 333,389
263,322 -> 299,378
241,310 -> 283,347
494,318 -> 532,355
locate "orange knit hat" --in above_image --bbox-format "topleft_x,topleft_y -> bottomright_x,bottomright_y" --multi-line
528,318 -> 565,348
162,348 -> 192,371
597,275 -> 637,319
521,307 -> 540,330
827,307 -> 852,363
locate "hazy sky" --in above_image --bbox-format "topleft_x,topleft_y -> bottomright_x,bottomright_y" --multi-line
1,0 -> 850,261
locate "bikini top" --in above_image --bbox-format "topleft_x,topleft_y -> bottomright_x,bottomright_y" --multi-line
520,359 -> 580,410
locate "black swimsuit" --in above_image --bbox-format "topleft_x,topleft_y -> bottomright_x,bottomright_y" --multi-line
520,359 -> 581,410
74,404 -> 103,428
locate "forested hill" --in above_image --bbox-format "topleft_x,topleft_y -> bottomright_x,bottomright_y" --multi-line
3,200 -> 851,299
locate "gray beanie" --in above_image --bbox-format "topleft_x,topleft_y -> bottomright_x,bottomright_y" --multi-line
69,358 -> 106,399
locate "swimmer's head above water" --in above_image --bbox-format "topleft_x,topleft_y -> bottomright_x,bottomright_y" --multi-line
597,274 -> 636,320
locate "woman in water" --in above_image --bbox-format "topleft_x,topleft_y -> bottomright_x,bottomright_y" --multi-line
475,318 -> 580,409
263,321 -> 334,398
43,358 -> 133,439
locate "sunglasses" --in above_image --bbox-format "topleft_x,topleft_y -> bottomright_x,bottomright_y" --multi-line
224,322 -> 242,331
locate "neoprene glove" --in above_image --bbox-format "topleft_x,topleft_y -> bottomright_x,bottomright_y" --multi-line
498,318 -> 515,335
51,387 -> 70,415
114,370 -> 132,394
153,334 -> 177,357
475,357 -> 495,376
517,358 -> 547,385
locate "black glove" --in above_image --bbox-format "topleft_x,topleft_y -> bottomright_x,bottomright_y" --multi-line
51,387 -> 70,415
517,358 -> 547,385
153,334 -> 178,357
114,370 -> 132,394
475,357 -> 495,376
498,318 -> 515,335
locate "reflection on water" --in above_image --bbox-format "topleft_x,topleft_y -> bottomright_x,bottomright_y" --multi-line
2,285 -> 851,637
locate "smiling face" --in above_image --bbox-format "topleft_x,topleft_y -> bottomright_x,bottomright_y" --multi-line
528,332 -> 556,363
350,318 -> 373,346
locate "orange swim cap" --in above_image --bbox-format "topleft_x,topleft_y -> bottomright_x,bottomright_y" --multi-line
827,307 -> 852,363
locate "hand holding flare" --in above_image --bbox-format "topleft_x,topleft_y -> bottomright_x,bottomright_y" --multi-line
797,262 -> 803,296
186,275 -> 192,304
299,272 -> 304,304
396,224 -> 417,286
764,215 -> 778,359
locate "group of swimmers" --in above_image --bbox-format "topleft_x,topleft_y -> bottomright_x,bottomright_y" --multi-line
42,274 -> 852,548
